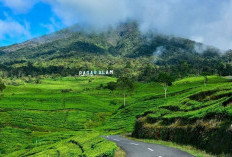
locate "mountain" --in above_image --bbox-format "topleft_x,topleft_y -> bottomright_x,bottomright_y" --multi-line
0,22 -> 218,60
0,21 -> 232,78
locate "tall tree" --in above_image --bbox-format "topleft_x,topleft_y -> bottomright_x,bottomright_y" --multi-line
157,72 -> 173,98
61,89 -> 71,109
117,77 -> 134,106
0,79 -> 6,93
202,72 -> 208,87
61,89 -> 72,123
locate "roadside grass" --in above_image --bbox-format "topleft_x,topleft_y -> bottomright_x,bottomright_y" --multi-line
114,147 -> 126,157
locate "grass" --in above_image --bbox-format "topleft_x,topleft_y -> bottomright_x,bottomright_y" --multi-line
114,147 -> 126,157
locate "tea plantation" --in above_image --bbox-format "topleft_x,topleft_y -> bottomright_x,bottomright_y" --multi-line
0,75 -> 231,156
132,76 -> 232,155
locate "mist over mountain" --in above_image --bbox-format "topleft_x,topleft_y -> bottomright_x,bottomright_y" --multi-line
1,0 -> 232,50
0,21 -> 232,79
0,21 -> 223,57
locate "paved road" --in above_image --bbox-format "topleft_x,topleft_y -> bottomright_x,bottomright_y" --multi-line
104,135 -> 195,157
226,76 -> 232,80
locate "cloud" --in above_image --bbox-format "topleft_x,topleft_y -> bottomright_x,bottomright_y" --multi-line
43,0 -> 232,50
0,0 -> 38,13
0,17 -> 30,44
44,0 -> 131,30
40,17 -> 63,33
153,46 -> 165,63
1,0 -> 232,50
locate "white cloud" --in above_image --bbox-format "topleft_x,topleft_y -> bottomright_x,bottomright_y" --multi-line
44,0 -> 131,30
0,0 -> 38,13
43,0 -> 232,50
1,0 -> 232,49
40,17 -> 63,33
0,18 -> 30,40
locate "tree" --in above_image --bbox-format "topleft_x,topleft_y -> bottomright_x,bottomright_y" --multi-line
138,64 -> 157,82
157,72 -> 173,98
61,89 -> 72,109
106,82 -> 117,93
0,80 -> 6,93
179,60 -> 190,77
202,72 -> 208,87
61,89 -> 72,123
117,77 -> 134,107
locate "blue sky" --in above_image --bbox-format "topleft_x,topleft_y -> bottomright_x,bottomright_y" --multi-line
0,1 -> 64,46
0,0 -> 232,50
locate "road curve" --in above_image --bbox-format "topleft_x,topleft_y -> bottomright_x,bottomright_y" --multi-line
104,135 -> 195,157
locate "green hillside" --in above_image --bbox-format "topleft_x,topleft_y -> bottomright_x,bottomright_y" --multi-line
0,76 -> 119,156
0,22 -> 232,79
132,76 -> 232,155
0,75 -> 231,156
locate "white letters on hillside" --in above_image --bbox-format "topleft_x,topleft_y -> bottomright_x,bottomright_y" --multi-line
79,70 -> 113,76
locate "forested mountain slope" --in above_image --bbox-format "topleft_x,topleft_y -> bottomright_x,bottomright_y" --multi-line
0,21 -> 232,78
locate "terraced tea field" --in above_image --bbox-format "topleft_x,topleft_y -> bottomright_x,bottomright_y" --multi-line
0,76 -> 119,156
0,75 -> 231,156
132,76 -> 232,155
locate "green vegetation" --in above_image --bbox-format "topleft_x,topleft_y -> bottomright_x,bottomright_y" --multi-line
0,74 -> 232,156
1,21 -> 232,156
0,79 -> 6,93
5,131 -> 117,157
132,76 -> 232,155
157,72 -> 174,98
114,147 -> 126,157
0,76 -> 119,156
0,22 -> 232,81
116,77 -> 134,106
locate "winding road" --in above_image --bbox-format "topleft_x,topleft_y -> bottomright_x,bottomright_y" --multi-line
104,135 -> 195,157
